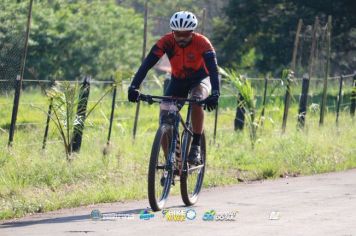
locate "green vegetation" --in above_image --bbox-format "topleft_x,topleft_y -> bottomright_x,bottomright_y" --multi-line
0,87 -> 355,220
213,0 -> 355,75
0,0 -> 355,221
1,0 -> 146,82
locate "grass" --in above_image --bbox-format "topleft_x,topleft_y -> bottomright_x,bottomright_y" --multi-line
0,85 -> 355,220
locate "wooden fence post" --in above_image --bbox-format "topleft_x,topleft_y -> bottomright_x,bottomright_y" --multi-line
297,74 -> 310,128
42,97 -> 53,149
319,15 -> 332,126
350,74 -> 356,118
213,75 -> 221,143
8,0 -> 33,146
260,75 -> 268,127
234,94 -> 245,130
107,79 -> 117,145
133,0 -> 148,139
281,19 -> 302,133
335,75 -> 344,125
71,76 -> 91,152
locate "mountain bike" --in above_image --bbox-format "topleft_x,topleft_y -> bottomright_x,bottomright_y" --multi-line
139,94 -> 206,211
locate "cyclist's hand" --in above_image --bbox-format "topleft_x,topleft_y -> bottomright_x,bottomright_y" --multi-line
128,85 -> 140,103
203,90 -> 220,112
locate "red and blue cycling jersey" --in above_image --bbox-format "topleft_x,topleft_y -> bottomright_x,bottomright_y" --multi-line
131,32 -> 219,92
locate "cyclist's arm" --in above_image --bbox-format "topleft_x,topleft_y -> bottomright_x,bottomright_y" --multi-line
130,45 -> 162,88
203,51 -> 220,93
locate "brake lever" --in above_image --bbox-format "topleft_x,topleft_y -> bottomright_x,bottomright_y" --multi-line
140,94 -> 154,104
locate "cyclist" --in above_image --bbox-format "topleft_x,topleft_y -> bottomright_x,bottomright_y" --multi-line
128,11 -> 220,165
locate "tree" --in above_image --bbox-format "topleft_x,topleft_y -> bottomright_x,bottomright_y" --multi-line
0,0 -> 148,83
0,0 -> 28,88
213,0 -> 356,76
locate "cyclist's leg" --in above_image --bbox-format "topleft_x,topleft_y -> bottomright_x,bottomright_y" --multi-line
187,77 -> 211,164
189,77 -> 211,136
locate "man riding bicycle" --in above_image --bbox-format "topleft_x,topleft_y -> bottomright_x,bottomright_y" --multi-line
128,11 -> 220,165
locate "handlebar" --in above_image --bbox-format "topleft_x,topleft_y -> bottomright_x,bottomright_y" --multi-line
139,94 -> 204,105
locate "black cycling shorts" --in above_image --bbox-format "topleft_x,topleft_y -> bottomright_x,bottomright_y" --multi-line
164,77 -> 211,98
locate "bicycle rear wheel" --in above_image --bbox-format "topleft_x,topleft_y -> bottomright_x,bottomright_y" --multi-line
180,131 -> 206,206
148,124 -> 174,211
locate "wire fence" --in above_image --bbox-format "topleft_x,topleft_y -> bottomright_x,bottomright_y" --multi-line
1,1 -> 355,151
0,72 -> 355,149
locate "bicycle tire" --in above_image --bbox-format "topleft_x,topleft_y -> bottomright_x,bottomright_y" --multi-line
148,124 -> 174,211
180,131 -> 206,206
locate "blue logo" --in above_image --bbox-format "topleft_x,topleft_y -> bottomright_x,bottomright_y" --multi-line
202,210 -> 215,221
139,209 -> 155,220
185,209 -> 197,220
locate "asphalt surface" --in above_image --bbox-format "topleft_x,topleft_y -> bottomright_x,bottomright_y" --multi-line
1,169 -> 356,236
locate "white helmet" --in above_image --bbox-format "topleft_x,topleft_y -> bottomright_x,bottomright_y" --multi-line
169,11 -> 198,31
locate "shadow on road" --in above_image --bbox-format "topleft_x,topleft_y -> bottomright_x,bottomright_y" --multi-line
0,204 -> 186,228
0,207 -> 147,228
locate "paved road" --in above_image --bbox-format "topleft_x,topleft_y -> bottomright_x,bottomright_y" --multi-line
1,169 -> 356,236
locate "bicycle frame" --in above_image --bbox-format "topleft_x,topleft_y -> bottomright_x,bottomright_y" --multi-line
141,94 -> 207,210
140,94 -> 198,176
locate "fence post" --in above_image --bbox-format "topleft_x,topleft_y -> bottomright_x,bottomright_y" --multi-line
132,0 -> 148,139
42,97 -> 53,150
200,8 -> 206,34
335,75 -> 344,125
107,79 -> 117,145
281,19 -> 303,134
213,75 -> 221,142
319,15 -> 332,126
350,74 -> 356,118
297,74 -> 310,128
281,77 -> 292,133
8,76 -> 21,146
71,76 -> 91,152
260,75 -> 268,127
42,79 -> 55,149
234,94 -> 245,130
8,0 -> 33,146
296,17 -> 317,129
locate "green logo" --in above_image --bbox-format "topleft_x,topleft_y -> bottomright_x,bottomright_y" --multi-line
202,210 -> 216,221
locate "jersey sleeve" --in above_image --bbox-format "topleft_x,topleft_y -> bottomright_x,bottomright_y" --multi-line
152,34 -> 174,58
197,35 -> 215,55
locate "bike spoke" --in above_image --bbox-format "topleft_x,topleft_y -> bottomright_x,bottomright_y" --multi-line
188,164 -> 204,174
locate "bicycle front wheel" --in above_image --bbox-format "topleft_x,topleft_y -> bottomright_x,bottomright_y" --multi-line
180,131 -> 206,206
148,124 -> 174,211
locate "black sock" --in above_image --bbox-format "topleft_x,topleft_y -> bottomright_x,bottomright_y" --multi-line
192,133 -> 202,146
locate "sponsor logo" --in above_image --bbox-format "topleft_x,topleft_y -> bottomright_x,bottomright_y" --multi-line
202,210 -> 215,221
162,208 -> 196,221
185,209 -> 197,220
90,209 -> 134,220
269,211 -> 280,220
162,209 -> 186,222
215,211 -> 237,221
139,209 -> 155,220
203,209 -> 238,221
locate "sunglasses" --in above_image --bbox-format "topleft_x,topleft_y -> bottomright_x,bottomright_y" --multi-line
173,31 -> 193,38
